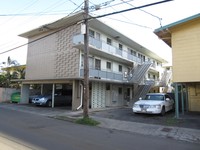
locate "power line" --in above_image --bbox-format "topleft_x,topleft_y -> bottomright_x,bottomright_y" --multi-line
68,0 -> 80,7
67,2 -> 84,16
0,0 -> 173,55
0,0 -> 39,26
104,16 -> 153,29
0,1 -> 83,50
105,4 -> 153,29
91,0 -> 173,19
90,0 -> 135,12
120,0 -> 163,27
0,12 -> 73,16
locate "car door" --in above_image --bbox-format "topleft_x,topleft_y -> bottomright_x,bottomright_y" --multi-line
165,94 -> 174,111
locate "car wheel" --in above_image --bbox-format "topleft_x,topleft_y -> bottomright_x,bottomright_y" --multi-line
47,100 -> 52,107
161,107 -> 165,116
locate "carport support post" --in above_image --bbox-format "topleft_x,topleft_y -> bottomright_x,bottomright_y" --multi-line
52,84 -> 55,108
185,85 -> 189,112
181,84 -> 184,115
175,83 -> 179,118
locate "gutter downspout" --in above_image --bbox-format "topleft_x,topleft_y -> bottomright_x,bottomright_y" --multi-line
76,84 -> 83,110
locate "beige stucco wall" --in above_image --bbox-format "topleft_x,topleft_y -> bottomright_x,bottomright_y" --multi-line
188,83 -> 200,111
171,19 -> 200,82
25,24 -> 81,80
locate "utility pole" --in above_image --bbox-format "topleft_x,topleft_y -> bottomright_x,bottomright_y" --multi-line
83,0 -> 89,118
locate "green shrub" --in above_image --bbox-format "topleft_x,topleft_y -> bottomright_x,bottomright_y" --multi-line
75,117 -> 100,126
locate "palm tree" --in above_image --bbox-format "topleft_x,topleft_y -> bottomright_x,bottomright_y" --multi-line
7,56 -> 19,67
0,57 -> 23,88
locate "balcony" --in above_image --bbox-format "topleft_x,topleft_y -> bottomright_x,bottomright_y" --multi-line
80,68 -> 124,82
73,34 -> 141,63
149,63 -> 163,73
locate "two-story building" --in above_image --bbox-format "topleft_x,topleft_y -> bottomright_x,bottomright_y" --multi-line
19,12 -> 169,110
154,13 -> 200,115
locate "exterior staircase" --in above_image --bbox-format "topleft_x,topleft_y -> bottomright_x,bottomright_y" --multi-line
127,62 -> 152,84
158,69 -> 172,87
133,84 -> 152,101
133,78 -> 156,101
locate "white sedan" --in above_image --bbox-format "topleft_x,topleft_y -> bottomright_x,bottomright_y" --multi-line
132,93 -> 174,116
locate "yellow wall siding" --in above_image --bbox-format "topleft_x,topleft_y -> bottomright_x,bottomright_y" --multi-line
188,84 -> 200,111
172,20 -> 200,82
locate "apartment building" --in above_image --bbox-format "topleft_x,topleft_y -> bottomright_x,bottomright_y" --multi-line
154,13 -> 200,114
19,12 -> 169,110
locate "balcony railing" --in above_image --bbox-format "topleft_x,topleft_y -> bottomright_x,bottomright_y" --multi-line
73,34 -> 141,63
80,68 -> 124,81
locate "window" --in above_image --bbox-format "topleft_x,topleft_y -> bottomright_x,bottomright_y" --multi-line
118,87 -> 122,94
89,29 -> 95,38
165,94 -> 171,100
106,62 -> 111,70
138,53 -> 145,62
89,57 -> 94,68
95,59 -> 101,70
106,84 -> 110,90
107,38 -> 112,45
128,48 -> 136,56
118,65 -> 122,72
119,44 -> 123,50
96,32 -> 100,40
127,88 -> 130,97
81,54 -> 84,67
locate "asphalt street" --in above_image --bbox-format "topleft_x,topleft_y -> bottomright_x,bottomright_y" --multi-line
0,106 -> 199,150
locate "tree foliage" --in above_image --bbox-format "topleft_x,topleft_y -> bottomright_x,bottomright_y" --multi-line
0,57 -> 25,88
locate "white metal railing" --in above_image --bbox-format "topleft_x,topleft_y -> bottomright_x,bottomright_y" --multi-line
73,34 -> 141,63
79,68 -> 124,81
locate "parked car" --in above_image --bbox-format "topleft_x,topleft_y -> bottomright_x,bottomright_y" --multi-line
132,93 -> 174,116
32,93 -> 72,107
29,94 -> 40,103
11,92 -> 20,103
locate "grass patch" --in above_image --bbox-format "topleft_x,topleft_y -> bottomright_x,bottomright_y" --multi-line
75,117 -> 100,126
164,117 -> 183,126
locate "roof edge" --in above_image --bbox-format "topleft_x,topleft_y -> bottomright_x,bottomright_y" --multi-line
154,13 -> 200,33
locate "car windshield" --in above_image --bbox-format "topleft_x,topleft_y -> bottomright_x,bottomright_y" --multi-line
144,95 -> 164,101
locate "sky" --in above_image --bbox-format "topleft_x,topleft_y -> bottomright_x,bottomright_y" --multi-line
0,0 -> 199,66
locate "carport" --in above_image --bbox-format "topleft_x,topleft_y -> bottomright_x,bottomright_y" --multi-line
20,79 -> 82,110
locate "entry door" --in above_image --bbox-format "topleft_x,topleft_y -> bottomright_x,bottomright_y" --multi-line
95,59 -> 101,70
112,86 -> 123,106
105,84 -> 111,106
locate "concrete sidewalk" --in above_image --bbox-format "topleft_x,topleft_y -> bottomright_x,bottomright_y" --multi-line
92,116 -> 200,144
60,110 -> 200,144
0,135 -> 33,150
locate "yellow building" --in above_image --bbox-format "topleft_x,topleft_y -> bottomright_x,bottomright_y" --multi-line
154,13 -> 200,114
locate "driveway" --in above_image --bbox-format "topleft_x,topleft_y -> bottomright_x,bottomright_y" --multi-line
1,102 -> 200,130
90,107 -> 200,130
